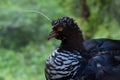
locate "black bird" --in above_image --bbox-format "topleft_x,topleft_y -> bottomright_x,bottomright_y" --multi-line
83,39 -> 120,65
82,39 -> 120,80
45,17 -> 87,80
45,16 -> 120,80
82,52 -> 120,80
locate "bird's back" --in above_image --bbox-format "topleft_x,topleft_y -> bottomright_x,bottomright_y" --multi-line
83,39 -> 120,59
83,39 -> 120,80
83,39 -> 120,52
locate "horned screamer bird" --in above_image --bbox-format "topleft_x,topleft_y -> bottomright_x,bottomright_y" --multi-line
45,17 -> 120,80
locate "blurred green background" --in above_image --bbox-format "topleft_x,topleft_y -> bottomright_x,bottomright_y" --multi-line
0,0 -> 120,80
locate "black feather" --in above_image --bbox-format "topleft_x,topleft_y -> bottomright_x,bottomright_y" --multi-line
45,17 -> 120,80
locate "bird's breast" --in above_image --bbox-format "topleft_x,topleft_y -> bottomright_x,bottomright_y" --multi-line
45,49 -> 84,80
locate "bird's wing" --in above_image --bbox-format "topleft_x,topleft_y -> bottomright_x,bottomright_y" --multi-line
82,54 -> 120,80
83,39 -> 120,52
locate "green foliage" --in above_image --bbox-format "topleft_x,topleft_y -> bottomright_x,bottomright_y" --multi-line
0,0 -> 120,80
0,41 -> 57,80
80,0 -> 120,39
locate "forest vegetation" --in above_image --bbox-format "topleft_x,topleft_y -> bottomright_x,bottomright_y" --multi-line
0,0 -> 120,80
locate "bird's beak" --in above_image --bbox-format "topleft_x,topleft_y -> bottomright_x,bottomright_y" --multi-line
47,31 -> 58,40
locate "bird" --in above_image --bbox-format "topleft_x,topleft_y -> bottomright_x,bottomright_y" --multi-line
83,39 -> 120,65
45,16 -> 120,80
81,28 -> 120,80
82,49 -> 120,80
45,17 -> 87,80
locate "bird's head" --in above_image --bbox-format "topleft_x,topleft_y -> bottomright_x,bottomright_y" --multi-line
48,17 -> 81,40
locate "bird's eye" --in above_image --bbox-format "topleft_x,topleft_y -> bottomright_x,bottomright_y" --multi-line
57,27 -> 63,31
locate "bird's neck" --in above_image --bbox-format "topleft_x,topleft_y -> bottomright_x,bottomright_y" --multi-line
59,32 -> 85,53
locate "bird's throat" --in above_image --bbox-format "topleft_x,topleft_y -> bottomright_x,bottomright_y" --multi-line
59,33 -> 85,53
